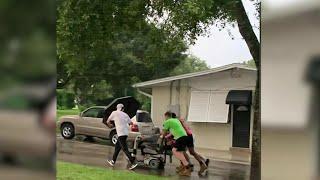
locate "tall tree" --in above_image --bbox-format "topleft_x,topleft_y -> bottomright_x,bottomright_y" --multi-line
0,0 -> 55,84
171,55 -> 210,75
57,0 -> 188,106
149,0 -> 260,178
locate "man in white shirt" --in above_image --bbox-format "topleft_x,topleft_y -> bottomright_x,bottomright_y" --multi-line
106,104 -> 138,170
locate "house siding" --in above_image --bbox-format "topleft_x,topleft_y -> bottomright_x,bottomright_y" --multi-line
150,69 -> 256,151
262,129 -> 314,180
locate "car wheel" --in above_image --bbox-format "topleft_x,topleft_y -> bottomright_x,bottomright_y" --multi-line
109,130 -> 118,146
61,123 -> 75,139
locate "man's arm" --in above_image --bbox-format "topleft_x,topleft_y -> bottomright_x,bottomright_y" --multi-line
106,112 -> 114,123
104,111 -> 115,128
160,122 -> 169,138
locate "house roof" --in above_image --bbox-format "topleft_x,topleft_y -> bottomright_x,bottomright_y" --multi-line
132,63 -> 256,88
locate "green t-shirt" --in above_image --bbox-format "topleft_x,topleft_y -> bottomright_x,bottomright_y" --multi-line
163,118 -> 187,140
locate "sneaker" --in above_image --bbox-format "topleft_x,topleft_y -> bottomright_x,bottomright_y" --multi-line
129,162 -> 138,170
179,166 -> 191,177
205,159 -> 210,166
107,160 -> 115,167
198,163 -> 208,174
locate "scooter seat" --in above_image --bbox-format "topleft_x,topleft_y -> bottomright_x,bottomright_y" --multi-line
143,148 -> 158,155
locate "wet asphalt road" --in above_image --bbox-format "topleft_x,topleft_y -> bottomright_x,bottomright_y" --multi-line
57,136 -> 249,180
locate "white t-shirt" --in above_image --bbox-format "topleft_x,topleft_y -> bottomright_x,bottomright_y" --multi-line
107,110 -> 131,137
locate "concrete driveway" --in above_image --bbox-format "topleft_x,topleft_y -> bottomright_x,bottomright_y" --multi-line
57,136 -> 249,180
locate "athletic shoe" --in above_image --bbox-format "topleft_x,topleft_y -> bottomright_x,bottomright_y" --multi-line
205,159 -> 210,166
107,160 -> 115,167
179,166 -> 191,177
198,163 -> 208,174
129,162 -> 138,170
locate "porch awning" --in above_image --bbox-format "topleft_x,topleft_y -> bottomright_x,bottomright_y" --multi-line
226,90 -> 252,105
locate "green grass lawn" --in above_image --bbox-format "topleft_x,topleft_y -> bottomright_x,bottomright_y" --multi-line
57,109 -> 80,119
57,161 -> 168,180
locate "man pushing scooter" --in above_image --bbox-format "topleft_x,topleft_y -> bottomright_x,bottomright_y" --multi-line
171,113 -> 209,175
160,111 -> 192,176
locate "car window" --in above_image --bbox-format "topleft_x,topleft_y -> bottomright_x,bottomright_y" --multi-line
97,109 -> 105,118
136,112 -> 152,123
82,108 -> 104,118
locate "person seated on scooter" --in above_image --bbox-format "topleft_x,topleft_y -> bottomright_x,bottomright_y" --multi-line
161,111 -> 191,176
138,134 -> 160,155
171,113 -> 209,175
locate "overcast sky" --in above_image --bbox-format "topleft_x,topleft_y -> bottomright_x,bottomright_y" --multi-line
188,0 -> 260,67
188,0 -> 314,67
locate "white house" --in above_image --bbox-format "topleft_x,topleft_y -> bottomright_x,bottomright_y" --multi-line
133,63 -> 256,163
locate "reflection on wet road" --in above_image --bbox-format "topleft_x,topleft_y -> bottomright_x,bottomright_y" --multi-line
57,136 -> 249,180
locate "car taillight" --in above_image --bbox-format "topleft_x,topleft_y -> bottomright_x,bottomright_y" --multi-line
131,124 -> 139,132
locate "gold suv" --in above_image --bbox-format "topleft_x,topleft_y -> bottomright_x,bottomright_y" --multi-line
57,97 -> 156,145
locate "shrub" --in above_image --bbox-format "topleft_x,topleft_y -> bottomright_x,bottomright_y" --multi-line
57,89 -> 75,109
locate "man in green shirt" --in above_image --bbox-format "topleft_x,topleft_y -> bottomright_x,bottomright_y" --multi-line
162,111 -> 191,176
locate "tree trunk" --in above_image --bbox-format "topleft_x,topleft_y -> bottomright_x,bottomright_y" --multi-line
233,0 -> 260,67
232,1 -> 261,179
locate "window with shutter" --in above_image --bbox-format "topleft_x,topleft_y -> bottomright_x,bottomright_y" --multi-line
188,90 -> 229,123
207,91 -> 229,123
188,91 -> 210,122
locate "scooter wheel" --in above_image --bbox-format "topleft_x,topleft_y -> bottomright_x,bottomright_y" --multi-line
149,159 -> 160,169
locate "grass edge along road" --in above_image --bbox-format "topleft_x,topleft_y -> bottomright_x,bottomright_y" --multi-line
57,161 -> 168,180
57,109 -> 80,119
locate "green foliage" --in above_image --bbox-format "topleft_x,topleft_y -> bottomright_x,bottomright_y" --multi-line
149,0 -> 259,44
57,89 -> 75,109
135,92 -> 152,112
0,0 -> 55,91
170,55 -> 210,75
242,59 -> 256,68
57,109 -> 79,119
57,0 -> 188,106
149,0 -> 236,43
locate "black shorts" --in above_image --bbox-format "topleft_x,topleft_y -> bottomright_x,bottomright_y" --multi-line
173,136 -> 189,151
186,134 -> 194,148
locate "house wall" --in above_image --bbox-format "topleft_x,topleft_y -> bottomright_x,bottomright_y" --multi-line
152,86 -> 171,127
151,69 -> 256,151
262,129 -> 314,180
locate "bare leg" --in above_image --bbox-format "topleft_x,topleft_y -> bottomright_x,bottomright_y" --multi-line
172,148 -> 188,166
188,147 -> 205,165
183,151 -> 192,164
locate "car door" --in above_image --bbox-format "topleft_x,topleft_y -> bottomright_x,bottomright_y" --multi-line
78,107 -> 109,137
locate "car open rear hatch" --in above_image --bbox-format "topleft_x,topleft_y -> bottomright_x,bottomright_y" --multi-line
103,96 -> 141,120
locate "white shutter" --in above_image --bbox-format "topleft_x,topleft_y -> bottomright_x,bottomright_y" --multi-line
207,91 -> 229,123
188,91 -> 210,122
